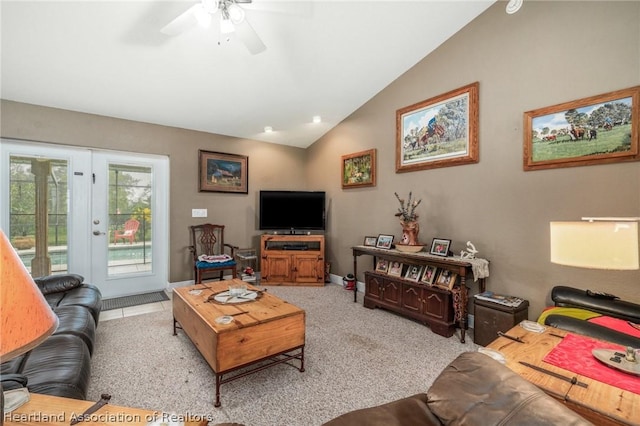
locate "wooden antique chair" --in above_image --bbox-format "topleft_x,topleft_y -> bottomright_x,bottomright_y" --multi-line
190,224 -> 238,283
113,218 -> 140,244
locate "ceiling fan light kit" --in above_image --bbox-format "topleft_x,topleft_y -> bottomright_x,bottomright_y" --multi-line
506,0 -> 523,15
162,0 -> 264,54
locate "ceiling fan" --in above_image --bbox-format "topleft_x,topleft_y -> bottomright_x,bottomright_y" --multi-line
161,0 -> 266,55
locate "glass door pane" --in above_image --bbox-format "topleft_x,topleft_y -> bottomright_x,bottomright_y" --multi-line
9,155 -> 69,276
108,164 -> 153,276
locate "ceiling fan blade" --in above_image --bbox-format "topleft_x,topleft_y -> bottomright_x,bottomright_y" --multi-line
161,4 -> 199,36
234,19 -> 266,55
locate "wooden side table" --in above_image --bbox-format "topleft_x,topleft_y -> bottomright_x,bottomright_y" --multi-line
4,393 -> 209,426
486,325 -> 640,425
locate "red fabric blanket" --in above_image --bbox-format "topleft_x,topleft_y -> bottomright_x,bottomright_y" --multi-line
543,333 -> 640,394
588,316 -> 640,338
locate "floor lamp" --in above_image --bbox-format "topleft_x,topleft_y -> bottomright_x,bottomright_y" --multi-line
550,218 -> 640,375
0,229 -> 59,424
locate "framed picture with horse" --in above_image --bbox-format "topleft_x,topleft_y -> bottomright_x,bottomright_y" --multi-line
523,85 -> 640,171
396,82 -> 479,173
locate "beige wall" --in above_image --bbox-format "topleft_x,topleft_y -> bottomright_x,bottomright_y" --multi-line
1,101 -> 308,283
2,1 -> 639,320
308,1 -> 640,317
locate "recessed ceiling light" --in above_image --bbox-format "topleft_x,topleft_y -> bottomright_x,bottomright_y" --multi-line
312,116 -> 322,123
264,126 -> 273,133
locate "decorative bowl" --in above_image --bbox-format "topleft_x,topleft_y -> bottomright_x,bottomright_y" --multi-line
395,244 -> 424,253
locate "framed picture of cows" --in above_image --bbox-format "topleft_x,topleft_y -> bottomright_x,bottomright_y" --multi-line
523,85 -> 640,171
396,82 -> 479,173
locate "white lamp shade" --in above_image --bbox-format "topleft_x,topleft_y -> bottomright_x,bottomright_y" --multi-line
550,221 -> 639,270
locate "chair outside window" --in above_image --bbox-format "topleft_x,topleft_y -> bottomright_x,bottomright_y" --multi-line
113,219 -> 140,244
190,224 -> 238,283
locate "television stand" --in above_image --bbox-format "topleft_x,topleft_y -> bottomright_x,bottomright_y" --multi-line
261,234 -> 325,286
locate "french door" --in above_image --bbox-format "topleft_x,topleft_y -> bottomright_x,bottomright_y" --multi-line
0,140 -> 169,299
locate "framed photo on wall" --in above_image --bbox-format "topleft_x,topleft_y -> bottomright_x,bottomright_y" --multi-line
523,85 -> 640,171
342,149 -> 377,189
199,150 -> 248,193
396,82 -> 479,173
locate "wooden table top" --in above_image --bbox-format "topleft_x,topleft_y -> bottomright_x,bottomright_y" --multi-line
173,280 -> 304,333
486,324 -> 640,425
5,393 -> 208,426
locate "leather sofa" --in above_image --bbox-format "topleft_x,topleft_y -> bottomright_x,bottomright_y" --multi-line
540,286 -> 640,347
1,274 -> 102,400
323,351 -> 591,426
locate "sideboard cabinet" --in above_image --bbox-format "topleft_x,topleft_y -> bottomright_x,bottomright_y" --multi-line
365,271 -> 455,337
352,245 -> 488,343
261,234 -> 325,286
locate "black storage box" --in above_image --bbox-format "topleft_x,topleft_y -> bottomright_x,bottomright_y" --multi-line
473,298 -> 529,346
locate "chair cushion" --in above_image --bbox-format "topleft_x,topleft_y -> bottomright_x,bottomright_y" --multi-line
196,260 -> 236,269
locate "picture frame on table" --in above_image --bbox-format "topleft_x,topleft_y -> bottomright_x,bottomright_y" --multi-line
375,259 -> 390,273
363,236 -> 378,247
198,150 -> 249,193
434,269 -> 458,290
404,265 -> 423,282
342,149 -> 377,188
375,234 -> 394,249
430,238 -> 451,257
523,85 -> 640,171
421,265 -> 438,285
396,82 -> 479,173
388,261 -> 403,277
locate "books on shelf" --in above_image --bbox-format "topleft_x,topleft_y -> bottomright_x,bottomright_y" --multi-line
474,291 -> 524,308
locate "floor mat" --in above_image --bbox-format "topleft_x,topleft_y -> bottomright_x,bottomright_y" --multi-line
102,291 -> 169,311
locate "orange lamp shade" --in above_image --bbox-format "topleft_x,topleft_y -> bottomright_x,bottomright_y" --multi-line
0,229 -> 58,362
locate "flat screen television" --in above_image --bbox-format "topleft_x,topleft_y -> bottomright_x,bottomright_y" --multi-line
259,190 -> 326,231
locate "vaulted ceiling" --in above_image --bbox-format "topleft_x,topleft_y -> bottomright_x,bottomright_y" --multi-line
1,1 -> 496,148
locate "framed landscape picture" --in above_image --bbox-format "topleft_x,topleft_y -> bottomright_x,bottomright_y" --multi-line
342,149 -> 376,189
523,86 -> 640,171
199,150 -> 248,193
396,82 -> 479,173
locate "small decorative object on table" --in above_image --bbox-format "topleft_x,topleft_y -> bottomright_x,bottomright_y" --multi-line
460,241 -> 478,259
394,191 -> 424,250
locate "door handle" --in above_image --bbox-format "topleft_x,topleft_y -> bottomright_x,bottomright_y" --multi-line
93,230 -> 105,236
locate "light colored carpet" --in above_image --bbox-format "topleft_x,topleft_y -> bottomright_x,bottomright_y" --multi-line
88,284 -> 479,425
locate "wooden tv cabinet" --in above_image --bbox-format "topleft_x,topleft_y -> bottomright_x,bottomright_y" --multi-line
260,234 -> 325,286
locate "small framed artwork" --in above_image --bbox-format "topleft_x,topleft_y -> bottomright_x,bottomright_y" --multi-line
342,149 -> 377,189
388,261 -> 403,277
430,238 -> 451,257
198,150 -> 249,193
363,236 -> 378,247
434,269 -> 458,290
421,265 -> 438,285
375,234 -> 394,249
404,265 -> 423,282
396,82 -> 479,173
524,85 -> 640,171
375,259 -> 390,273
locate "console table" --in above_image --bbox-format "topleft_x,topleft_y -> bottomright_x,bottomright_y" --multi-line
351,245 -> 488,343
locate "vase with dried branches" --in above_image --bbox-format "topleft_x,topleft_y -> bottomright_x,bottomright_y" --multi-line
394,192 -> 422,246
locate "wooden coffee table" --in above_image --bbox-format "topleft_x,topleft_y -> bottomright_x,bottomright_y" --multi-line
172,280 -> 306,407
486,325 -> 640,425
